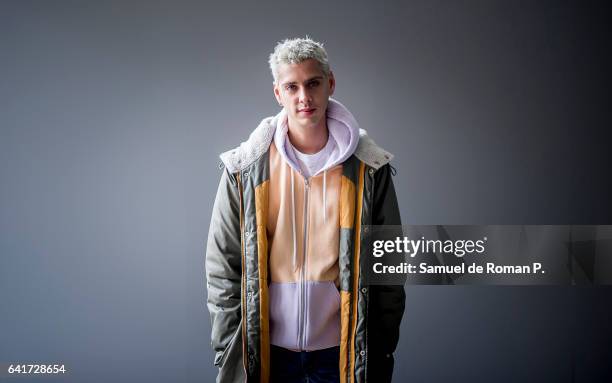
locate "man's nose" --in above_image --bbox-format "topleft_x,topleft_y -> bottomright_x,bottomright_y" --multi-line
298,87 -> 312,104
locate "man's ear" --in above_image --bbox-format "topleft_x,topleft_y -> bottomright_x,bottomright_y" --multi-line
328,71 -> 336,95
273,83 -> 282,105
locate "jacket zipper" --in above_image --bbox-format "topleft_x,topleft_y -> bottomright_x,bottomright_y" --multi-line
298,177 -> 310,350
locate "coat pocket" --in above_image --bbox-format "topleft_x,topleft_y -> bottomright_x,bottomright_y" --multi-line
214,318 -> 242,368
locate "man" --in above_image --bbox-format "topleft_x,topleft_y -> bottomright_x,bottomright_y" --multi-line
206,37 -> 405,383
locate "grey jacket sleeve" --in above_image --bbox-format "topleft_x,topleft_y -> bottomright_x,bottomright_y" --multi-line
367,164 -> 406,383
205,168 -> 242,366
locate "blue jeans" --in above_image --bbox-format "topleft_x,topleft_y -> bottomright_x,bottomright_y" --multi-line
270,345 -> 340,383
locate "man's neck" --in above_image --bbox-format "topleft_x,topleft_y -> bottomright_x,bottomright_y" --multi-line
287,119 -> 329,155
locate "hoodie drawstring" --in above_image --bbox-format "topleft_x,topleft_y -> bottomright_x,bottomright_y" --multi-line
290,166 -> 327,269
290,166 -> 298,271
323,170 -> 327,223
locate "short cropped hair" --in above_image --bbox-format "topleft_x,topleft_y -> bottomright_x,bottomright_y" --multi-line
268,37 -> 330,83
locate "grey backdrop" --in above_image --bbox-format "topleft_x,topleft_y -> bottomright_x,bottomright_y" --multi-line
1,1 -> 611,382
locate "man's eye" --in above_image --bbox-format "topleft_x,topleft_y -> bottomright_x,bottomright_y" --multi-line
308,81 -> 320,88
285,85 -> 297,91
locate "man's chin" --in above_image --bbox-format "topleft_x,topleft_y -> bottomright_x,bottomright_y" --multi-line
298,113 -> 323,123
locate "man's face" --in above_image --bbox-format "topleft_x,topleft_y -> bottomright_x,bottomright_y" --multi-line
274,58 -> 335,131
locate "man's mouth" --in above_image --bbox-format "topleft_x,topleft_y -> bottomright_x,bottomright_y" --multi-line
298,108 -> 316,114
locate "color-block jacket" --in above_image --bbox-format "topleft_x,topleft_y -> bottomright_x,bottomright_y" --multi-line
206,103 -> 405,383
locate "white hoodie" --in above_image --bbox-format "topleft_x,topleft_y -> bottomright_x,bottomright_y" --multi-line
273,98 -> 361,177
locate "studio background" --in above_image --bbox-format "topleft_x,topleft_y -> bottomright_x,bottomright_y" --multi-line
1,1 -> 611,382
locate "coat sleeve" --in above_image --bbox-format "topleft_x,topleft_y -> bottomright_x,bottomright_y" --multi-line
366,164 -> 406,383
205,168 -> 243,367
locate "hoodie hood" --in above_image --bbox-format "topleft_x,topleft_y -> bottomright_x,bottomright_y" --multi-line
273,98 -> 360,177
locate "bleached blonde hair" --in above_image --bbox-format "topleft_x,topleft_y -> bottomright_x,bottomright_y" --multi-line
268,37 -> 330,83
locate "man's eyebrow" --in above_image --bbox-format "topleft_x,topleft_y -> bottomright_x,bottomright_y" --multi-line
281,76 -> 324,86
305,76 -> 324,82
